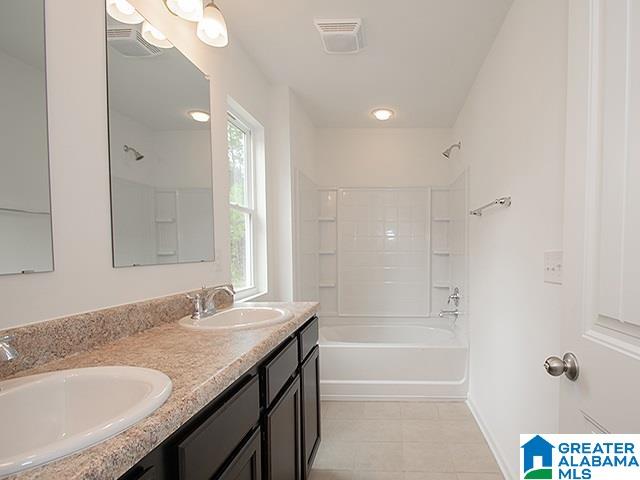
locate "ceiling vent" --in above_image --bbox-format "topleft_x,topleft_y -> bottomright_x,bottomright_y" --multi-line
314,19 -> 364,54
107,27 -> 163,58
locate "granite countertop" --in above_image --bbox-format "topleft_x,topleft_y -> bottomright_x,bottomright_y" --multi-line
5,301 -> 319,480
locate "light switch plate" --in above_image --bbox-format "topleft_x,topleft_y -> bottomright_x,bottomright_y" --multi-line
544,250 -> 563,284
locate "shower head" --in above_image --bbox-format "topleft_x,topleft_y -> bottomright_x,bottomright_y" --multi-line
124,144 -> 144,161
442,141 -> 462,159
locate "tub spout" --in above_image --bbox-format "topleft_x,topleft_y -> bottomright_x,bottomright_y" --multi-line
439,309 -> 459,322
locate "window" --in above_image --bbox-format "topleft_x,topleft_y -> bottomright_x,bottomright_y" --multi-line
228,113 -> 255,293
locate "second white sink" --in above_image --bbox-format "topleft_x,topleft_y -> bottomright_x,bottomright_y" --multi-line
0,366 -> 172,476
179,307 -> 292,331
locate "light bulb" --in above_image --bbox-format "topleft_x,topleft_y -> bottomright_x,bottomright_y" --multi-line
372,108 -> 394,121
197,3 -> 228,47
141,21 -> 173,49
188,110 -> 210,122
106,0 -> 144,24
165,0 -> 203,22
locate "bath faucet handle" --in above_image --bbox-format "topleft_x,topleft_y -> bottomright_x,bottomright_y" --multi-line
447,287 -> 461,307
186,290 -> 206,320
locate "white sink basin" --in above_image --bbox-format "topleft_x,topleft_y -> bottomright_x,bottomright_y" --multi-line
179,307 -> 293,331
0,366 -> 172,476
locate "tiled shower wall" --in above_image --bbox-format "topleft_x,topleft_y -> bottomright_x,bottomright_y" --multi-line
338,189 -> 430,316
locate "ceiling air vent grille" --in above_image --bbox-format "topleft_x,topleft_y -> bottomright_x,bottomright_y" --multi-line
107,27 -> 162,57
314,19 -> 364,54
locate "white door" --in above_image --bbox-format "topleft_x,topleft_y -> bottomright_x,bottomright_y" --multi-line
560,0 -> 640,433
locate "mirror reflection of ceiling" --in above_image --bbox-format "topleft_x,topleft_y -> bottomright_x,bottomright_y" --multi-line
107,18 -> 210,132
0,0 -> 45,69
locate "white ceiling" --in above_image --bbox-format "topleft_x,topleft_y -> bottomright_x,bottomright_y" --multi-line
217,0 -> 513,128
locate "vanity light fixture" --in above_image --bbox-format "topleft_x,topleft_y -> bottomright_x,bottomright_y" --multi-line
141,21 -> 174,49
106,0 -> 144,24
196,1 -> 228,47
188,110 -> 210,122
164,0 -> 203,22
371,108 -> 394,121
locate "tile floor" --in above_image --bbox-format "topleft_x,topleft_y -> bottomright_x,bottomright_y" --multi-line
310,401 -> 504,480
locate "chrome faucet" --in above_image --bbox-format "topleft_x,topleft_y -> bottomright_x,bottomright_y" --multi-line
203,284 -> 235,315
186,285 -> 235,320
0,335 -> 18,362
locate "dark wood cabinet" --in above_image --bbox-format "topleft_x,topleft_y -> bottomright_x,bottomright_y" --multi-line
264,377 -> 302,480
262,337 -> 298,407
301,346 -> 321,479
178,377 -> 260,480
217,430 -> 262,480
119,316 -> 320,480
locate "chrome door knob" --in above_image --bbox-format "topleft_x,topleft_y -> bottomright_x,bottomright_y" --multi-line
544,352 -> 579,381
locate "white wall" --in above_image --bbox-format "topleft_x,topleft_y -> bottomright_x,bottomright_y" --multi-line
267,87 -> 318,302
0,0 -> 292,329
448,0 -> 568,476
315,128 -> 451,188
294,171 -> 319,302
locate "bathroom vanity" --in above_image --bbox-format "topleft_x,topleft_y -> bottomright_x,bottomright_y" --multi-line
0,299 -> 319,480
119,316 -> 320,480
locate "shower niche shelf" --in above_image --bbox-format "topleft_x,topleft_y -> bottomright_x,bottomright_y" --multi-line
430,188 -> 452,314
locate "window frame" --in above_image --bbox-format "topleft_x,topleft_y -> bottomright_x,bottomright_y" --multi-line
228,111 -> 258,298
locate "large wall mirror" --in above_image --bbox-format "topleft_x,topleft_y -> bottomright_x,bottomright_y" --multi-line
106,12 -> 215,267
0,0 -> 54,275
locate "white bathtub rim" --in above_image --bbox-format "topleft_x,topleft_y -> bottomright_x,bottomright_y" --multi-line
319,324 -> 468,348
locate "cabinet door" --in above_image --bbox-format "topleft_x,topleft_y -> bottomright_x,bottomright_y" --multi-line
217,430 -> 261,480
264,377 -> 302,480
301,346 -> 321,479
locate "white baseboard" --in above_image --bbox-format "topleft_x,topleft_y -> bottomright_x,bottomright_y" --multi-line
321,394 -> 467,402
466,396 -> 515,480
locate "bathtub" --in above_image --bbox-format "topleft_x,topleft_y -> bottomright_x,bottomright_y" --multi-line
319,318 -> 468,400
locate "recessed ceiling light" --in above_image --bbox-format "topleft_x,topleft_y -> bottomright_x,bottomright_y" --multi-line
372,108 -> 394,121
189,110 -> 210,122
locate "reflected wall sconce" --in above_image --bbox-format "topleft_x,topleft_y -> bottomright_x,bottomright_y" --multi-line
141,20 -> 174,48
106,0 -> 144,24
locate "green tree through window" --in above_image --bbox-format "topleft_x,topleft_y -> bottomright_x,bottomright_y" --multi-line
228,115 -> 253,290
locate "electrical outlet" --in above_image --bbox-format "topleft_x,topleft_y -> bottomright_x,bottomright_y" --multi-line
544,251 -> 563,285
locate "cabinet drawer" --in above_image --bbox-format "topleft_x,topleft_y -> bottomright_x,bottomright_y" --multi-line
178,376 -> 260,480
263,337 -> 298,406
216,429 -> 261,480
298,318 -> 318,363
